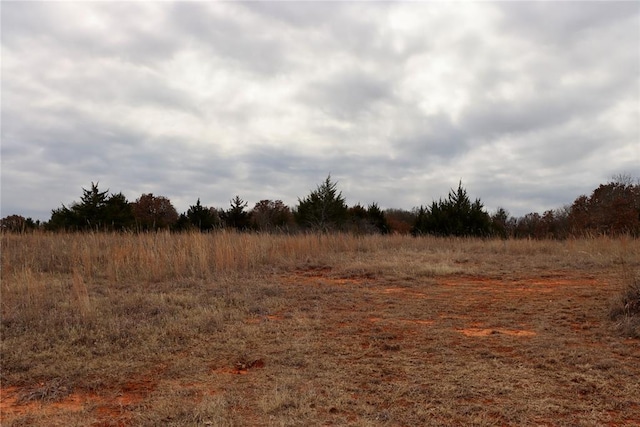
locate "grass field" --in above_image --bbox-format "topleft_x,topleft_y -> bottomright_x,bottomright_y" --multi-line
1,232 -> 639,426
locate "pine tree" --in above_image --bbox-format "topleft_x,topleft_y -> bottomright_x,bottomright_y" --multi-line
186,199 -> 220,231
295,175 -> 348,232
412,181 -> 491,237
223,195 -> 250,230
74,182 -> 110,230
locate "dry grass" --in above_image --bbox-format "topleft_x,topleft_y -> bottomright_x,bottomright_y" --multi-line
1,232 -> 639,426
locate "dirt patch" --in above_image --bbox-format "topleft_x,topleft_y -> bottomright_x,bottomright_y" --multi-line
1,386 -> 121,424
456,328 -> 537,337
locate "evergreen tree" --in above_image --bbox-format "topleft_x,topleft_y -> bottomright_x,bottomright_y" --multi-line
295,175 -> 348,232
46,182 -> 134,231
491,207 -> 512,239
173,213 -> 192,232
347,203 -> 369,234
367,203 -> 390,234
412,181 -> 491,237
104,192 -> 135,231
186,199 -> 219,231
47,205 -> 79,231
75,182 -> 110,230
222,195 -> 250,231
347,202 -> 390,234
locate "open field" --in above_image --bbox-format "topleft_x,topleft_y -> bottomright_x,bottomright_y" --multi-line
1,233 -> 639,426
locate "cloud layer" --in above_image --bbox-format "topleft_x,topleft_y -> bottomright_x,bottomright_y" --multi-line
2,2 -> 638,220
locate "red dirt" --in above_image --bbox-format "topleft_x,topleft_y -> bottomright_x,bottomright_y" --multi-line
0,368 -> 166,425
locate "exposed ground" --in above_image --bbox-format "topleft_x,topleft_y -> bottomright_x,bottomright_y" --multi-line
1,234 -> 639,426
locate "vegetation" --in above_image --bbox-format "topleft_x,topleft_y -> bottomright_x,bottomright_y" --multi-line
2,175 -> 639,238
1,233 -> 639,426
131,194 -> 179,231
45,183 -> 134,231
295,175 -> 348,232
2,175 -> 638,425
180,198 -> 221,232
610,273 -> 640,338
411,181 -> 491,237
221,195 -> 251,231
250,199 -> 294,232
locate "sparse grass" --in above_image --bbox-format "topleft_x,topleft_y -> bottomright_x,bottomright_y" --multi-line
1,232 -> 639,426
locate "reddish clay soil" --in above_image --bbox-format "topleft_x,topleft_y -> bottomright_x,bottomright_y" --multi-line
2,269 -> 638,426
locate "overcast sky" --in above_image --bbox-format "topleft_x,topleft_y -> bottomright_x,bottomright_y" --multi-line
2,1 -> 639,221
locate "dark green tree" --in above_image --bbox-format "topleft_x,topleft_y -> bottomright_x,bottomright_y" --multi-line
104,192 -> 135,231
346,202 -> 390,234
346,203 -> 369,234
173,213 -> 192,232
47,205 -> 78,231
367,203 -> 390,234
410,206 -> 430,236
412,181 -> 491,237
186,199 -> 220,231
222,195 -> 250,231
46,182 -> 134,231
490,207 -> 512,239
74,182 -> 110,229
295,175 -> 348,232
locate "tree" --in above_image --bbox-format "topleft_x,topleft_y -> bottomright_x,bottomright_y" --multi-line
222,195 -> 250,231
385,209 -> 416,234
490,207 -> 512,239
514,212 -> 542,238
104,192 -> 135,231
132,194 -> 179,230
46,182 -> 134,231
0,215 -> 39,233
568,179 -> 640,236
410,206 -> 430,236
347,203 -> 390,234
295,175 -> 348,232
185,199 -> 220,231
568,195 -> 590,236
347,203 -> 369,234
47,205 -> 79,231
250,200 -> 293,232
74,182 -> 110,230
367,203 -> 390,234
411,181 -> 491,237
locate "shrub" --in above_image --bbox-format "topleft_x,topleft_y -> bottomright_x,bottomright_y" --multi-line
610,274 -> 640,338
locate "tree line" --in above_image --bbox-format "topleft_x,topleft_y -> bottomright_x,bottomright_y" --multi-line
1,175 -> 638,238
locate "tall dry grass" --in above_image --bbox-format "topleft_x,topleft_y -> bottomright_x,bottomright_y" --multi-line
2,231 -> 636,283
2,231 -> 636,329
2,231 -> 639,426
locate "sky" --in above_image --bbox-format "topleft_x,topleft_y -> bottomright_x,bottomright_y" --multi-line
2,1 -> 639,222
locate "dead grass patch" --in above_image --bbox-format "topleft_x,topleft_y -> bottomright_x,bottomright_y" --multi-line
1,233 -> 639,426
610,273 -> 640,338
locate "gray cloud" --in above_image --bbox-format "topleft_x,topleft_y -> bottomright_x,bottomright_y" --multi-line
2,1 -> 638,221
300,70 -> 395,121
